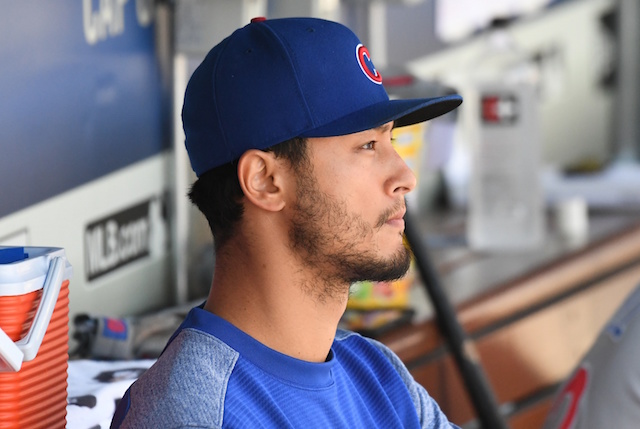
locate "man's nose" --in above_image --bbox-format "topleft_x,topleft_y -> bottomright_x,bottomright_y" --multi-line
386,148 -> 417,197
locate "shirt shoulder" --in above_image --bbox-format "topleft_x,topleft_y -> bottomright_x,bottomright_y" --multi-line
120,328 -> 238,429
544,284 -> 640,429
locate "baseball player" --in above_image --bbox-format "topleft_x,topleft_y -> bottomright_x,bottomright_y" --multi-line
111,17 -> 462,428
543,283 -> 640,428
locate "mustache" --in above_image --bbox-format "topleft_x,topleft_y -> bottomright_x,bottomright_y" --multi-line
375,200 -> 406,229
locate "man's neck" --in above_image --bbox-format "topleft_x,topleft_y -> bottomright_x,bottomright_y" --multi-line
203,239 -> 349,363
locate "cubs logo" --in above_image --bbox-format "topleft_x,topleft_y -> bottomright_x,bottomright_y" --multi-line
356,44 -> 382,85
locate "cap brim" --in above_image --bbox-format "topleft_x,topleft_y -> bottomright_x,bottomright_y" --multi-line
299,94 -> 462,138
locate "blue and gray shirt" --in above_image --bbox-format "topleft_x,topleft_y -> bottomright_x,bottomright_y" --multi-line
111,306 -> 459,429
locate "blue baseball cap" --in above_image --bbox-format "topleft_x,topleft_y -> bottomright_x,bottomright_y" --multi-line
183,17 -> 462,177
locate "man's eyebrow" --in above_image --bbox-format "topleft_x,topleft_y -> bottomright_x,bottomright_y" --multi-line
375,121 -> 395,133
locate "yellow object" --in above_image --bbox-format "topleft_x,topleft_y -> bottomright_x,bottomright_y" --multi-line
392,122 -> 425,179
347,262 -> 415,310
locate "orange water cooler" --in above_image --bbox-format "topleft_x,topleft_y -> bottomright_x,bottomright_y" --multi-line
0,247 -> 72,429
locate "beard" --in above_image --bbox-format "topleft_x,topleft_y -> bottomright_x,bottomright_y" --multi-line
288,165 -> 411,301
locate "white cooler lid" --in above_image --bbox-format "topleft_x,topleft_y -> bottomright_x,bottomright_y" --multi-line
0,247 -> 73,296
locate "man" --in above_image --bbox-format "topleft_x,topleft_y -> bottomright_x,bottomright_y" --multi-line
111,16 -> 462,428
543,283 -> 640,429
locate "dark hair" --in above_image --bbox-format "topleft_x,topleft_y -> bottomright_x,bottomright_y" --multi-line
188,137 -> 308,249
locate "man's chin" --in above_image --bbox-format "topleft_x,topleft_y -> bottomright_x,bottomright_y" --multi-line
347,247 -> 412,284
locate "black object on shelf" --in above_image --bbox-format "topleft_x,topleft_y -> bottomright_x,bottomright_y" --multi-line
404,208 -> 509,429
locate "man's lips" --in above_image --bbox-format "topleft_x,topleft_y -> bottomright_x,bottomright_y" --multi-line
376,203 -> 407,229
385,209 -> 406,228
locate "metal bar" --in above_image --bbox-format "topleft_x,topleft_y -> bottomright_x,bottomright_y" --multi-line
404,209 -> 509,429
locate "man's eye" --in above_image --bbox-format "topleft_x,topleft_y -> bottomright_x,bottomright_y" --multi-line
362,141 -> 375,150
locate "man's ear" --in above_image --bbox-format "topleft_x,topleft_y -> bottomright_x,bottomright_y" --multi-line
237,150 -> 287,212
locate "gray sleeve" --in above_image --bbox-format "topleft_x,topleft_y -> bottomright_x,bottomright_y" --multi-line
121,329 -> 237,429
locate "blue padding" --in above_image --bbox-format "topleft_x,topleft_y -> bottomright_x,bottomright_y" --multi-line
0,247 -> 27,264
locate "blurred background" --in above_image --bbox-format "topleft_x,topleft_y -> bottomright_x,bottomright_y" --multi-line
1,1 -> 640,427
